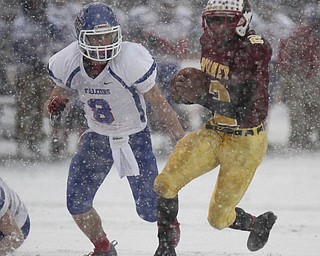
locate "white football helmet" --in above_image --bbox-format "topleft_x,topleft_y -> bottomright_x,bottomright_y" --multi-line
202,0 -> 253,38
75,2 -> 122,62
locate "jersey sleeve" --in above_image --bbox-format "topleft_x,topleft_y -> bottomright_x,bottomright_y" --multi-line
47,56 -> 66,88
236,33 -> 272,81
232,33 -> 272,127
47,42 -> 79,91
247,34 -> 272,68
245,33 -> 272,125
120,43 -> 157,93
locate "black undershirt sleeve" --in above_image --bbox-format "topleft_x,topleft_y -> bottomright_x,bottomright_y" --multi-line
196,81 -> 255,120
197,94 -> 237,118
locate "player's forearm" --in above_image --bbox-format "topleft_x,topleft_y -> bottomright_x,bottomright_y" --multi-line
167,116 -> 185,143
156,101 -> 185,142
144,85 -> 185,142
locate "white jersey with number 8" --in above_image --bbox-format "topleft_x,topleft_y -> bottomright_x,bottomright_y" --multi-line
48,41 -> 157,137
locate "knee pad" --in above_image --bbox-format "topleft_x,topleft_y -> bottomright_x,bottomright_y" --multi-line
67,193 -> 92,215
134,193 -> 157,223
136,206 -> 157,223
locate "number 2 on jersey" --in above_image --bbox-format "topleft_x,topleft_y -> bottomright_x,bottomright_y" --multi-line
87,99 -> 115,124
209,80 -> 237,127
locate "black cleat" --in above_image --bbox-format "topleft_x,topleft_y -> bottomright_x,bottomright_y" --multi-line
247,212 -> 277,252
154,219 -> 180,256
154,243 -> 176,256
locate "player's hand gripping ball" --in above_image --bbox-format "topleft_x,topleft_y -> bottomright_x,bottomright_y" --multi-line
169,67 -> 211,104
47,96 -> 69,115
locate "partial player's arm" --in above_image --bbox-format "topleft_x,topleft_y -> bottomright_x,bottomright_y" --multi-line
0,210 -> 24,255
144,85 -> 185,143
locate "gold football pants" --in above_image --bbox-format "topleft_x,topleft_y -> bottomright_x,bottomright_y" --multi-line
154,125 -> 267,229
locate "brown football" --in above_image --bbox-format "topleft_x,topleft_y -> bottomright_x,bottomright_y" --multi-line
169,67 -> 211,104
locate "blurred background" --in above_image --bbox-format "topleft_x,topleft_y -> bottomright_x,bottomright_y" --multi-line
0,0 -> 319,163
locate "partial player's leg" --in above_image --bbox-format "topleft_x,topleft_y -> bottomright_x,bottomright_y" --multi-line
154,129 -> 220,198
73,208 -> 118,256
154,129 -> 221,255
154,196 -> 180,256
207,130 -> 276,251
231,134 -> 277,251
67,132 -> 117,255
127,127 -> 180,255
126,127 -> 159,222
229,208 -> 277,251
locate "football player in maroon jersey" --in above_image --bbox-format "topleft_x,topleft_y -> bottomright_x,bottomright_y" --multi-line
153,1 -> 277,255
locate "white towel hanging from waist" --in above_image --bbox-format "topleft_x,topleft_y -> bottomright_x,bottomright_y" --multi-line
109,136 -> 140,178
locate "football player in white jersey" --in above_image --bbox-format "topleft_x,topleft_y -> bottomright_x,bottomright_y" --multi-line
44,2 -> 184,256
0,178 -> 30,255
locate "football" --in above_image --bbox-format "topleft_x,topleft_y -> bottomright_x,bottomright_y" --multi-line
169,67 -> 211,104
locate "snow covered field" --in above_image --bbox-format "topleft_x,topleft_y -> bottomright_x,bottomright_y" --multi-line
1,103 -> 320,256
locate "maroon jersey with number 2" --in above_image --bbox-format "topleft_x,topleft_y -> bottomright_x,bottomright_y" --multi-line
200,30 -> 272,128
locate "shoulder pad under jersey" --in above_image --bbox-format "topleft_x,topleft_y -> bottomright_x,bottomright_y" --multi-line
242,31 -> 272,63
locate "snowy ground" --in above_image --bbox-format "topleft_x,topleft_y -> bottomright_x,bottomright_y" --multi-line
1,102 -> 320,256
